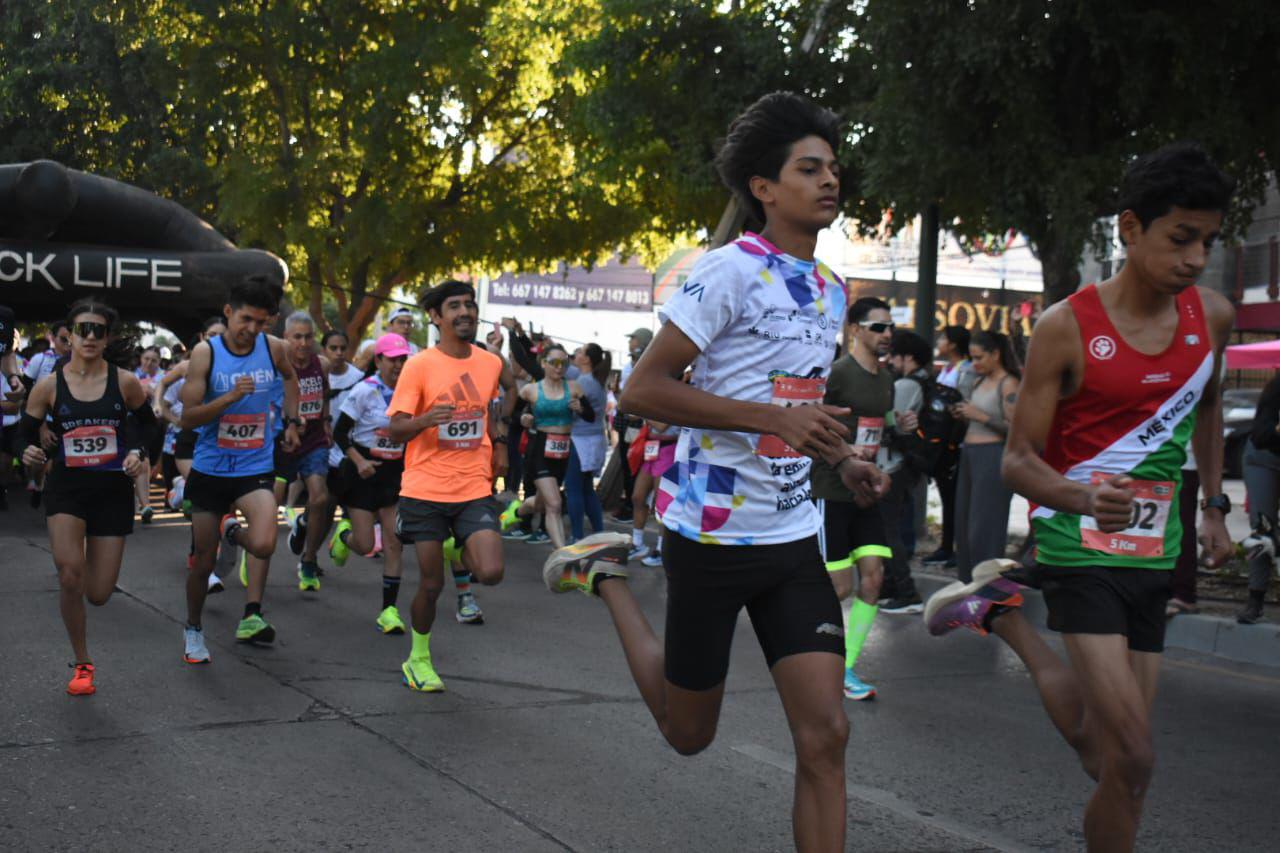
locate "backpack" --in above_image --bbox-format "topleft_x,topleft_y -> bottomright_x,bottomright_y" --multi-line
901,374 -> 966,477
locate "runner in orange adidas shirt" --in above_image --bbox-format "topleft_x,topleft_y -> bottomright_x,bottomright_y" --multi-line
386,280 -> 514,692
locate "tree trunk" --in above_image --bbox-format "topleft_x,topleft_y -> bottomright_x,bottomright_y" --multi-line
1034,228 -> 1084,306
307,256 -> 324,323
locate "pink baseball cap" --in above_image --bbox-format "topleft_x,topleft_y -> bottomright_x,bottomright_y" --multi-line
374,333 -> 411,358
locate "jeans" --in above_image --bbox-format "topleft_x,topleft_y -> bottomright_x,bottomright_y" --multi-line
565,442 -> 604,541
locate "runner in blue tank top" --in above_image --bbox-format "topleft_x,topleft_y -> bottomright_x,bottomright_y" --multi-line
180,277 -> 300,664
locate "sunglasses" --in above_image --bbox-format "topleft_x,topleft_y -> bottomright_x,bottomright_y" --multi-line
858,321 -> 895,334
544,358 -> 568,368
72,321 -> 110,340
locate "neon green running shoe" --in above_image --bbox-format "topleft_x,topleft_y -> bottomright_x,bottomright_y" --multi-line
297,561 -> 320,592
401,657 -> 445,692
499,499 -> 522,531
329,519 -> 352,567
238,547 -> 248,587
235,613 -> 276,643
376,606 -> 406,635
442,536 -> 462,564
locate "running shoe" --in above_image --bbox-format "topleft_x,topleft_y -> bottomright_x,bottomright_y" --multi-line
67,662 -> 96,695
377,606 -> 407,634
443,536 -> 462,565
207,574 -> 224,595
456,592 -> 484,624
880,595 -> 924,615
140,505 -> 154,524
627,543 -> 651,562
235,613 -> 276,644
183,626 -> 211,664
502,528 -> 530,541
499,499 -> 523,531
543,533 -> 630,596
282,505 -> 299,526
924,559 -> 1023,637
287,510 -> 306,556
298,561 -> 321,592
843,669 -> 876,701
221,514 -> 241,548
329,519 -> 352,567
401,657 -> 445,692
526,530 -> 550,544
167,476 -> 185,511
640,551 -> 664,568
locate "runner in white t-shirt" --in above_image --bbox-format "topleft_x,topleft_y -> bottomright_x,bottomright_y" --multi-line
541,92 -> 886,852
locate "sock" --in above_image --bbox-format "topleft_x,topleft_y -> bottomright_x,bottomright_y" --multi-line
382,575 -> 401,610
632,528 -> 645,548
453,567 -> 471,596
410,629 -> 431,661
244,602 -> 262,618
654,535 -> 663,554
845,599 -> 878,671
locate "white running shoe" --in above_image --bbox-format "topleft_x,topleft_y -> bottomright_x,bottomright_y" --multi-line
183,626 -> 211,664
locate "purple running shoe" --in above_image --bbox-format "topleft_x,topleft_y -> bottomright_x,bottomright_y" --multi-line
925,559 -> 1024,636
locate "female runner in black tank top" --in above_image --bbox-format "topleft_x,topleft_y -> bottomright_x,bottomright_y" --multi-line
19,299 -> 157,697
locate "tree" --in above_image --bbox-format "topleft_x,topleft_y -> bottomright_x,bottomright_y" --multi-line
854,0 -> 1280,304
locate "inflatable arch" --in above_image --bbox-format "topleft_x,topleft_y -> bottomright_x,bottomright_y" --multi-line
0,160 -> 287,341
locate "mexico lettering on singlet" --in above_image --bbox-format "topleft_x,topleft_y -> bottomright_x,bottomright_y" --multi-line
193,333 -> 280,476
1031,284 -> 1214,569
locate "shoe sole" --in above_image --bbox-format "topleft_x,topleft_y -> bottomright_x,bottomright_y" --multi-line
183,655 -> 211,665
881,605 -> 923,615
379,625 -> 406,635
236,627 -> 276,644
456,613 -> 485,625
923,559 -> 1020,632
542,533 -> 631,594
843,689 -> 875,701
208,583 -> 224,595
401,665 -> 445,692
67,686 -> 96,695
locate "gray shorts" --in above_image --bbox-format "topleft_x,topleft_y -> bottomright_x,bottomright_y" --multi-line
397,496 -> 500,545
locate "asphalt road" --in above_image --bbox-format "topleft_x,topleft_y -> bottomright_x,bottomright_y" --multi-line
2,497 -> 1278,852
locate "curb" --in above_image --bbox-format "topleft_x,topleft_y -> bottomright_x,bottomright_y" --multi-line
913,571 -> 1280,669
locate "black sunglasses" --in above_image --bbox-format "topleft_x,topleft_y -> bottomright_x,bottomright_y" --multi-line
858,321 -> 895,334
72,321 -> 110,340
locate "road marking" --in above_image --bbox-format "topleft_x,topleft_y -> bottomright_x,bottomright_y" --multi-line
731,743 -> 1035,853
1163,657 -> 1280,687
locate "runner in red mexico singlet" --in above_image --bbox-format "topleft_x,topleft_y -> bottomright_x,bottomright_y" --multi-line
923,142 -> 1236,853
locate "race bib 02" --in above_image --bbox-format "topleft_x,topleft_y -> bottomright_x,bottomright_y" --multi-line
63,425 -> 118,468
544,434 -> 571,460
217,413 -> 267,450
439,407 -> 485,450
369,428 -> 404,461
756,376 -> 825,458
1079,473 -> 1174,558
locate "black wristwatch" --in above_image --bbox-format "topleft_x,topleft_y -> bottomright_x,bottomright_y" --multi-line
1200,494 -> 1231,515
493,434 -> 508,444
284,416 -> 302,429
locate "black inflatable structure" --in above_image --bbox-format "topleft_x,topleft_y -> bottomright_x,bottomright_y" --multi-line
0,160 -> 287,340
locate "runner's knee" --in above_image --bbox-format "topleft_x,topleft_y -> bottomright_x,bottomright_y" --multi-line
56,562 -> 86,593
244,532 -> 276,559
1104,727 -> 1155,791
792,711 -> 849,773
86,589 -> 112,607
665,719 -> 717,756
470,562 -> 504,585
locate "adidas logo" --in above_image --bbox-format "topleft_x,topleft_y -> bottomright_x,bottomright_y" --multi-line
966,600 -> 981,614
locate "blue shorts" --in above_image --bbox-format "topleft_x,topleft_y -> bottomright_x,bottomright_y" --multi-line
275,445 -> 329,482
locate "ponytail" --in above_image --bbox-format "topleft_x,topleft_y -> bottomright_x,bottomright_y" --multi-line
584,342 -> 611,385
972,330 -> 1021,380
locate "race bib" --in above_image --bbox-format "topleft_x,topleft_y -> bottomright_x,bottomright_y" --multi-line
369,428 -> 404,460
217,413 -> 267,450
439,407 -> 484,450
299,391 -> 324,421
544,434 -> 571,460
624,426 -> 641,444
63,425 -> 117,468
643,440 -> 661,461
1079,474 -> 1174,558
854,416 -> 884,457
756,376 -> 825,458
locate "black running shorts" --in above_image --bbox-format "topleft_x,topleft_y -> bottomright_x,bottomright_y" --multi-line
186,469 -> 276,517
818,498 -> 890,572
329,453 -> 403,513
662,531 -> 844,691
524,431 -> 568,484
44,469 -> 134,537
1040,564 -> 1173,653
174,428 -> 197,461
397,495 -> 500,545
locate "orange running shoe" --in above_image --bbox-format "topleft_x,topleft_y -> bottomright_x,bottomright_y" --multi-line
67,663 -> 96,696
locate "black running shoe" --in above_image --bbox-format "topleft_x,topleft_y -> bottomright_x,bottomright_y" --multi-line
881,595 -> 924,615
1237,601 -> 1265,625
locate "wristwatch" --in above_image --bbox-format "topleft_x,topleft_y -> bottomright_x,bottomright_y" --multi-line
284,416 -> 302,429
1200,494 -> 1231,515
